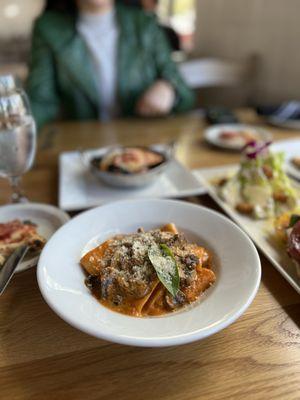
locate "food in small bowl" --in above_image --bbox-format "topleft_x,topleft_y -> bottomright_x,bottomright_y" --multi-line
216,141 -> 298,219
90,146 -> 170,188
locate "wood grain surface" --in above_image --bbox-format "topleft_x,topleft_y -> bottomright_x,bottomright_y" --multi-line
0,110 -> 299,400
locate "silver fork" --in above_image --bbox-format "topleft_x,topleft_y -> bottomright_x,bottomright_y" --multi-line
0,245 -> 29,295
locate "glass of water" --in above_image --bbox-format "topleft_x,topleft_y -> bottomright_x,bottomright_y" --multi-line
0,78 -> 36,203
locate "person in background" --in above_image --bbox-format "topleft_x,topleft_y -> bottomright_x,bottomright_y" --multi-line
27,0 -> 195,130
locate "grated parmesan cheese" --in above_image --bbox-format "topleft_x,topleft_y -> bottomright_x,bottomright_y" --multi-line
91,229 -> 205,298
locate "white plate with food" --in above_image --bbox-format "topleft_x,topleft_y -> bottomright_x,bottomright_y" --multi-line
194,142 -> 300,293
59,146 -> 205,211
0,203 -> 70,272
37,198 -> 260,347
204,124 -> 272,151
271,139 -> 300,181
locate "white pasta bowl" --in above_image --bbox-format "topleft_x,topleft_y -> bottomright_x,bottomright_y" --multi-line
37,199 -> 261,347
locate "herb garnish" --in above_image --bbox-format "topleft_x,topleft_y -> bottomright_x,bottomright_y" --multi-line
148,243 -> 179,297
289,214 -> 300,228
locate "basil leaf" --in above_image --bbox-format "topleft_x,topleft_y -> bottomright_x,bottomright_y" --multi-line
289,214 -> 300,228
148,243 -> 179,297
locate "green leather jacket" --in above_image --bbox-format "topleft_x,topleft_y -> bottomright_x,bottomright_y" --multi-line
26,5 -> 195,129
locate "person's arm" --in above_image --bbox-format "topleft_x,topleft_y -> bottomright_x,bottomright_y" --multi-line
26,18 -> 61,131
150,20 -> 195,113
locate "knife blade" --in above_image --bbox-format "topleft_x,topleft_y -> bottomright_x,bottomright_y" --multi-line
0,245 -> 29,295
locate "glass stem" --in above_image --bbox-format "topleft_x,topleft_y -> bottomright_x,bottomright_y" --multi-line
9,176 -> 27,203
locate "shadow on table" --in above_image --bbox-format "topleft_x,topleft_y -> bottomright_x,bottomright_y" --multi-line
1,316 -> 222,400
259,252 -> 300,328
0,265 -> 224,400
1,253 -> 244,400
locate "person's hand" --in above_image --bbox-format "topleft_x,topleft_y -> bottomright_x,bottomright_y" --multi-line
135,80 -> 175,117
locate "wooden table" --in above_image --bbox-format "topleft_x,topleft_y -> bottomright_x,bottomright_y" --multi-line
0,111 -> 299,400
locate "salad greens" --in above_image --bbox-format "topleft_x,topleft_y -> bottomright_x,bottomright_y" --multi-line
219,142 -> 298,219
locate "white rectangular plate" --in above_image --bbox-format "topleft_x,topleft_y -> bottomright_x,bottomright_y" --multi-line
59,149 -> 206,211
193,165 -> 300,294
271,139 -> 300,181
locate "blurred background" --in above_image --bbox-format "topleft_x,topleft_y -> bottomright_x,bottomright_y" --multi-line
0,0 -> 299,108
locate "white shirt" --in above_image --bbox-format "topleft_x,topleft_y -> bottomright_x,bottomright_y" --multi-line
77,10 -> 119,121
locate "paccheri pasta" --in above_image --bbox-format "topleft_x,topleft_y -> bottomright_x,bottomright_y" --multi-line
80,224 -> 216,317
